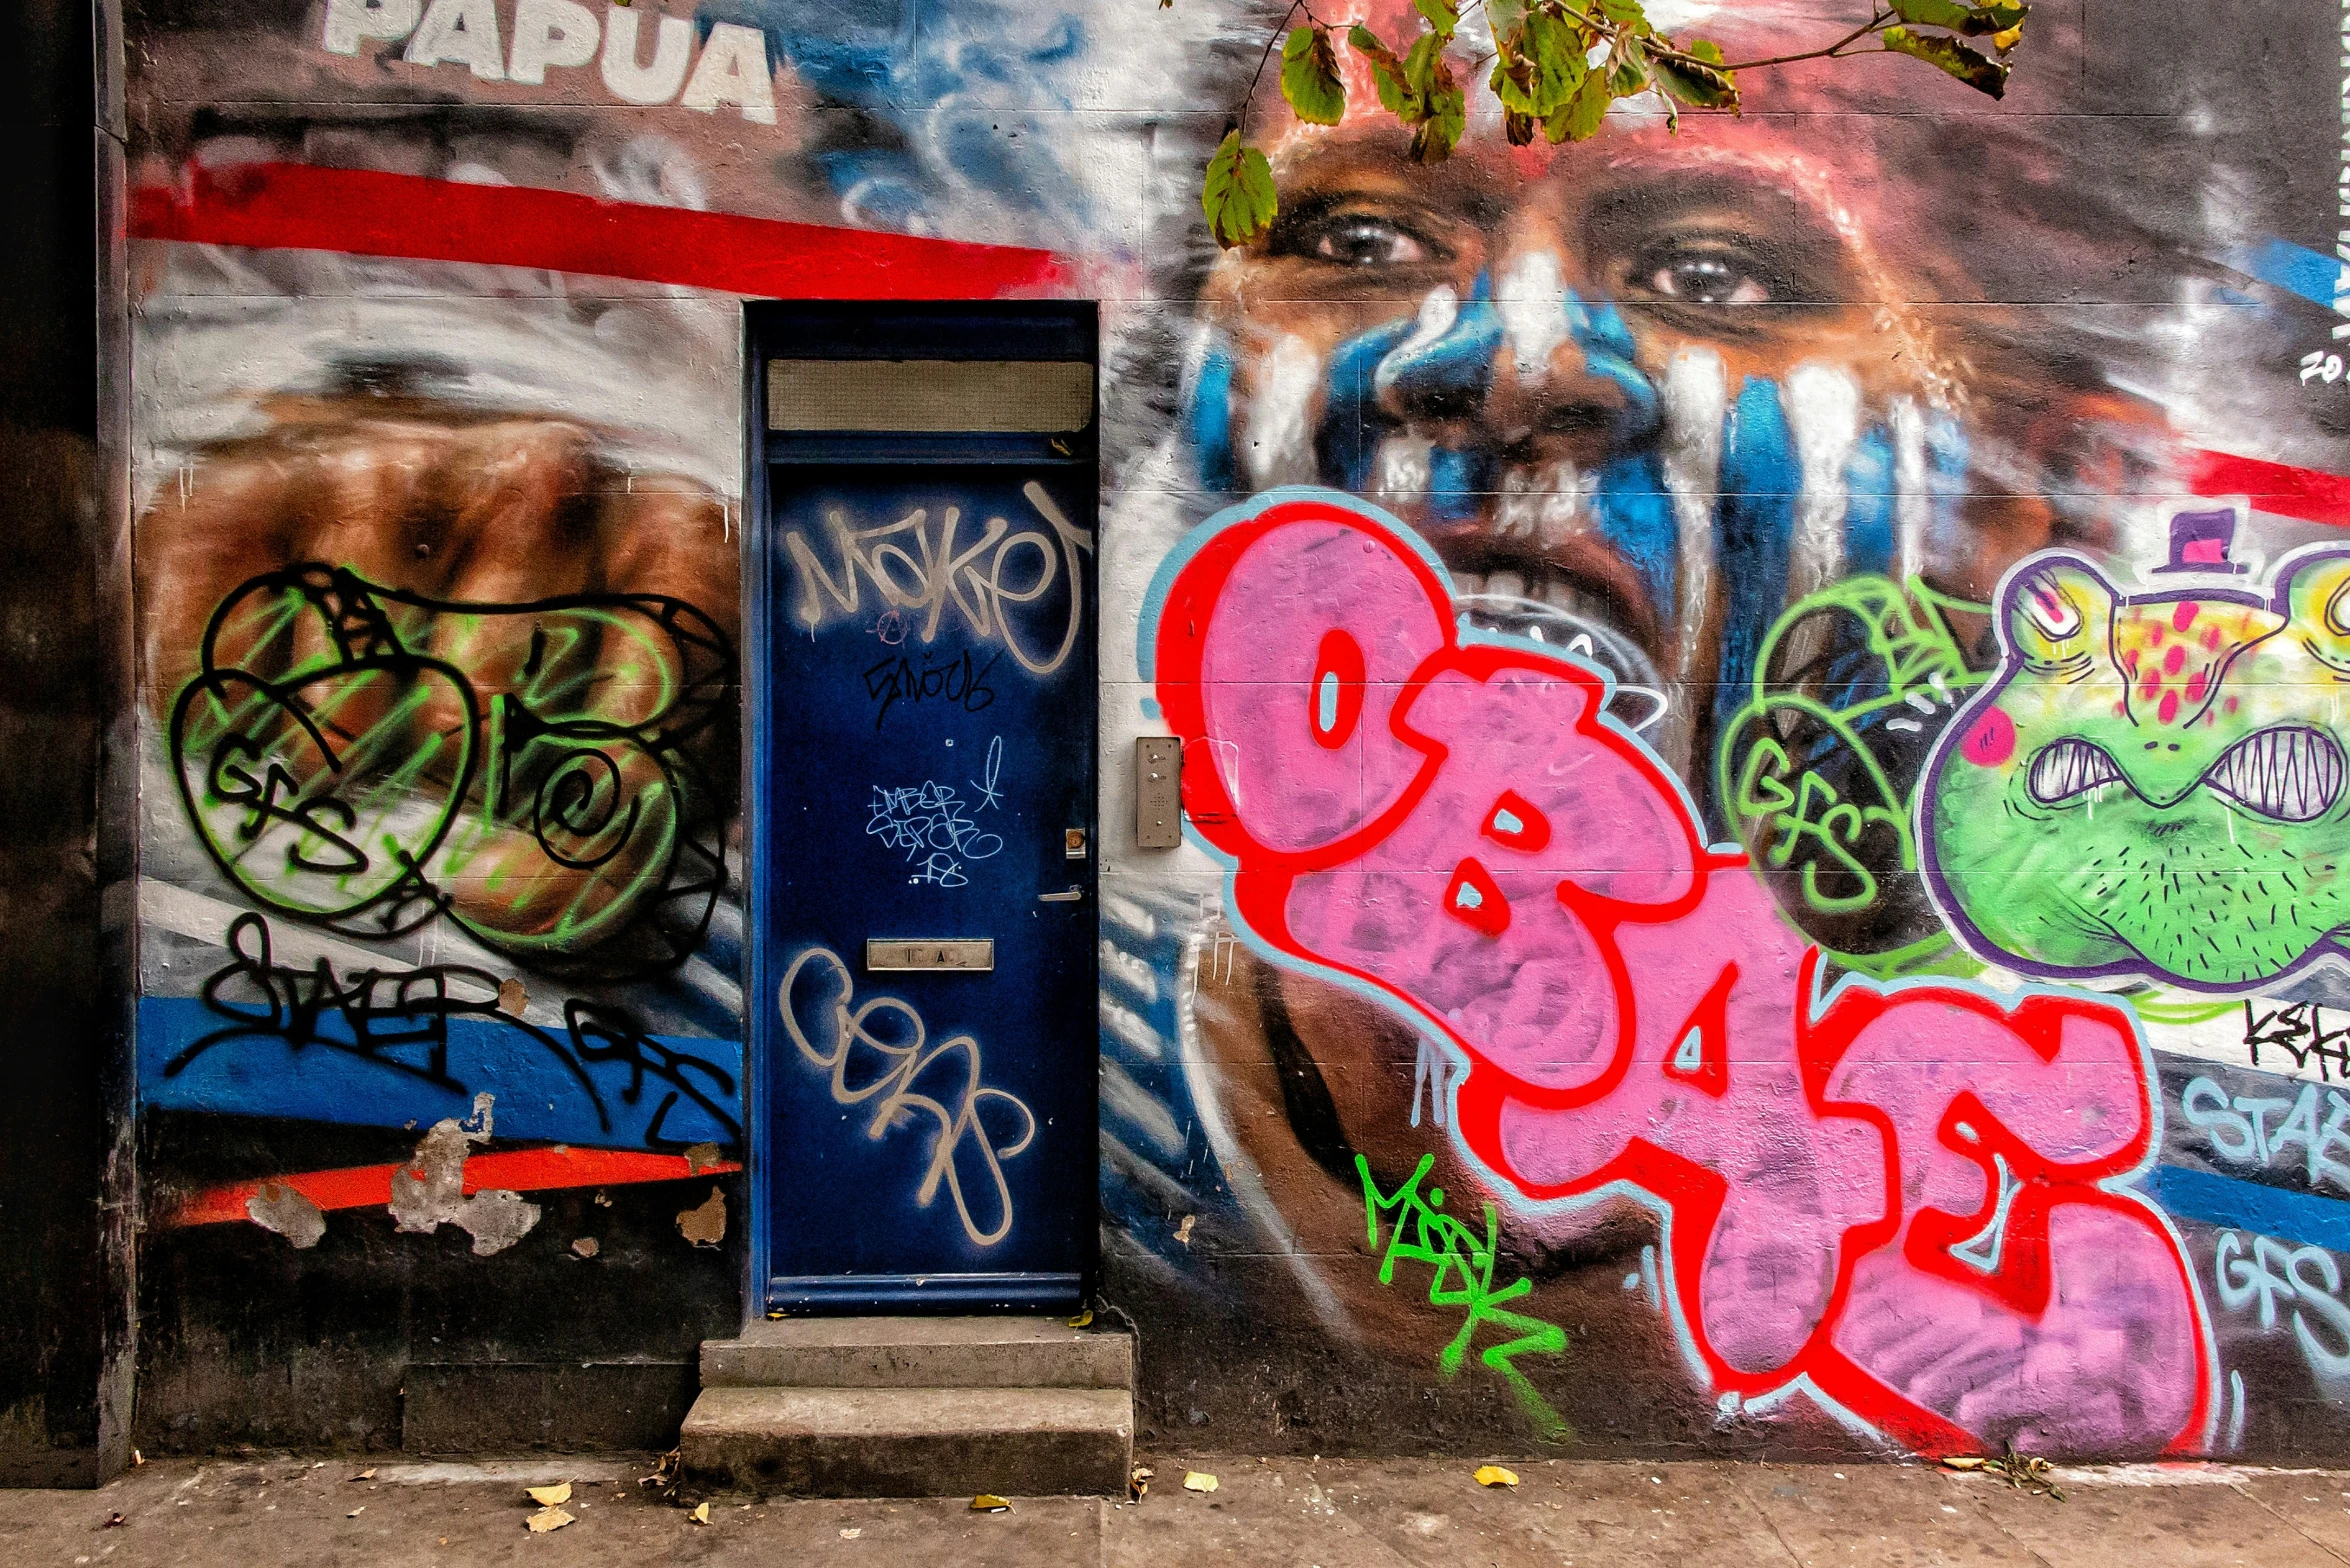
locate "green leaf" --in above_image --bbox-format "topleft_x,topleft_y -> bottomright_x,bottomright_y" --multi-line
1890,0 -> 2027,35
1544,66 -> 1613,143
1408,55 -> 1465,162
1518,8 -> 1587,115
1201,130 -> 1277,248
1414,0 -> 1459,38
1595,0 -> 1648,31
1646,45 -> 1737,109
1607,49 -> 1650,98
1685,37 -> 1725,65
1350,24 -> 1421,118
1280,26 -> 1347,126
1882,24 -> 2009,97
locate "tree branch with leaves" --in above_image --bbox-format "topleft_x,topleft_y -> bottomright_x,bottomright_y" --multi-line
1189,0 -> 2029,247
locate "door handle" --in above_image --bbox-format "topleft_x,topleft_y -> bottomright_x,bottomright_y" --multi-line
1038,886 -> 1084,902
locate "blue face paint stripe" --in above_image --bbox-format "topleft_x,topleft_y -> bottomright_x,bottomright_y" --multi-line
1314,316 -> 1417,493
1592,451 -> 1677,620
1185,334 -> 1239,492
1425,445 -> 1496,524
1713,376 -> 1800,747
1843,425 -> 1897,579
1372,273 -> 1505,423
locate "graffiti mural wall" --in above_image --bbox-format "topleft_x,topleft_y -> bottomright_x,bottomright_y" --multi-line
121,0 -> 2350,1458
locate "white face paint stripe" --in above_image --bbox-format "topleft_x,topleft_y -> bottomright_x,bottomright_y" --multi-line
1242,334 -> 1324,491
1496,250 -> 1570,383
1891,396 -> 1929,586
1660,347 -> 1727,685
1373,434 -> 1434,504
1784,361 -> 1863,604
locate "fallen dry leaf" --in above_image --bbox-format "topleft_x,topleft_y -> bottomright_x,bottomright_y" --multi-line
971,1494 -> 1012,1512
1182,1471 -> 1218,1493
496,976 -> 527,1017
689,1502 -> 711,1525
526,1482 -> 572,1507
840,1527 -> 863,1539
527,1507 -> 573,1533
1475,1465 -> 1519,1488
1066,1307 -> 1094,1328
347,1506 -> 366,1518
684,1141 -> 723,1174
571,1236 -> 600,1259
103,1512 -> 126,1528
349,1468 -> 376,1482
1174,1214 -> 1196,1245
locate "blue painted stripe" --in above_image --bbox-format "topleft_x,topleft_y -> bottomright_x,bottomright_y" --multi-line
1713,376 -> 1799,743
1843,425 -> 1895,579
2221,238 -> 2344,314
138,994 -> 742,1150
1593,450 -> 1676,618
1314,314 -> 1416,493
1186,333 -> 1239,491
2144,1162 -> 2350,1253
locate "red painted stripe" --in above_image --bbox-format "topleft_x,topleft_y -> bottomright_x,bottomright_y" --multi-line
128,162 -> 1073,299
2189,449 -> 2350,529
165,1147 -> 741,1229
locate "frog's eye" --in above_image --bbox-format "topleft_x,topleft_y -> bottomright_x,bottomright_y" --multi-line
2006,558 -> 2113,672
2279,551 -> 2350,646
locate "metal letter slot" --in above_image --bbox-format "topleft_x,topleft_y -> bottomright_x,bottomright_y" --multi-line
865,939 -> 994,973
1135,736 -> 1183,850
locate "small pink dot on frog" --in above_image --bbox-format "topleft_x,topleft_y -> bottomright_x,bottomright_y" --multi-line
2158,691 -> 2180,725
2172,601 -> 2198,633
1961,707 -> 2016,767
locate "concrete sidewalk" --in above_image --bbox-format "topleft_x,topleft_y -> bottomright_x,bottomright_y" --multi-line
3,1450 -> 2348,1567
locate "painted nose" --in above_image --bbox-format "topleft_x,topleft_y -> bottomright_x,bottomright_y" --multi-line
1371,257 -> 1660,461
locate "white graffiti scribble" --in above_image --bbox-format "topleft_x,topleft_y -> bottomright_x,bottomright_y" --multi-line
866,779 -> 1003,888
782,479 -> 1092,675
778,947 -> 1037,1246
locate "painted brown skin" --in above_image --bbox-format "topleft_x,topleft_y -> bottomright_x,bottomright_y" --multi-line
135,385 -> 739,942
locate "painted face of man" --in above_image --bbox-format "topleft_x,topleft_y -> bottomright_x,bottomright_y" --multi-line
1183,12 -> 2157,790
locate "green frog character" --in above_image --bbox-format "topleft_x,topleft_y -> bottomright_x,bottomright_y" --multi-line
1922,541 -> 2350,990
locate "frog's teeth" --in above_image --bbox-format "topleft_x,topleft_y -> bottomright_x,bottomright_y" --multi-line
2205,726 -> 2345,822
2027,737 -> 2123,804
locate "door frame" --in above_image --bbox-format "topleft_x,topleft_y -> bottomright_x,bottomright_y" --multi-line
740,300 -> 1102,1322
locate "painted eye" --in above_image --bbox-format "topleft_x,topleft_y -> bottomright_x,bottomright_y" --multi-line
2205,726 -> 2346,822
2026,738 -> 2125,804
1646,252 -> 1771,306
1297,216 -> 1431,267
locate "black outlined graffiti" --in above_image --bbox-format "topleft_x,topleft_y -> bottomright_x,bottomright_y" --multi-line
166,913 -> 741,1150
166,564 -> 734,980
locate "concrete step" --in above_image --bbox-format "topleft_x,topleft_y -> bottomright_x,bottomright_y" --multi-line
679,1385 -> 1133,1498
700,1316 -> 1132,1391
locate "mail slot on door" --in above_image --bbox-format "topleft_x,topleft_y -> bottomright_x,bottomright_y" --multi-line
865,939 -> 995,973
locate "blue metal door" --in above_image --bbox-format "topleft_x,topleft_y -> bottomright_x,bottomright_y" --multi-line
749,305 -> 1097,1312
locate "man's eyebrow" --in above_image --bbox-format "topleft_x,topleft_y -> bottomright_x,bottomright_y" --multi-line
1271,182 -> 1502,233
